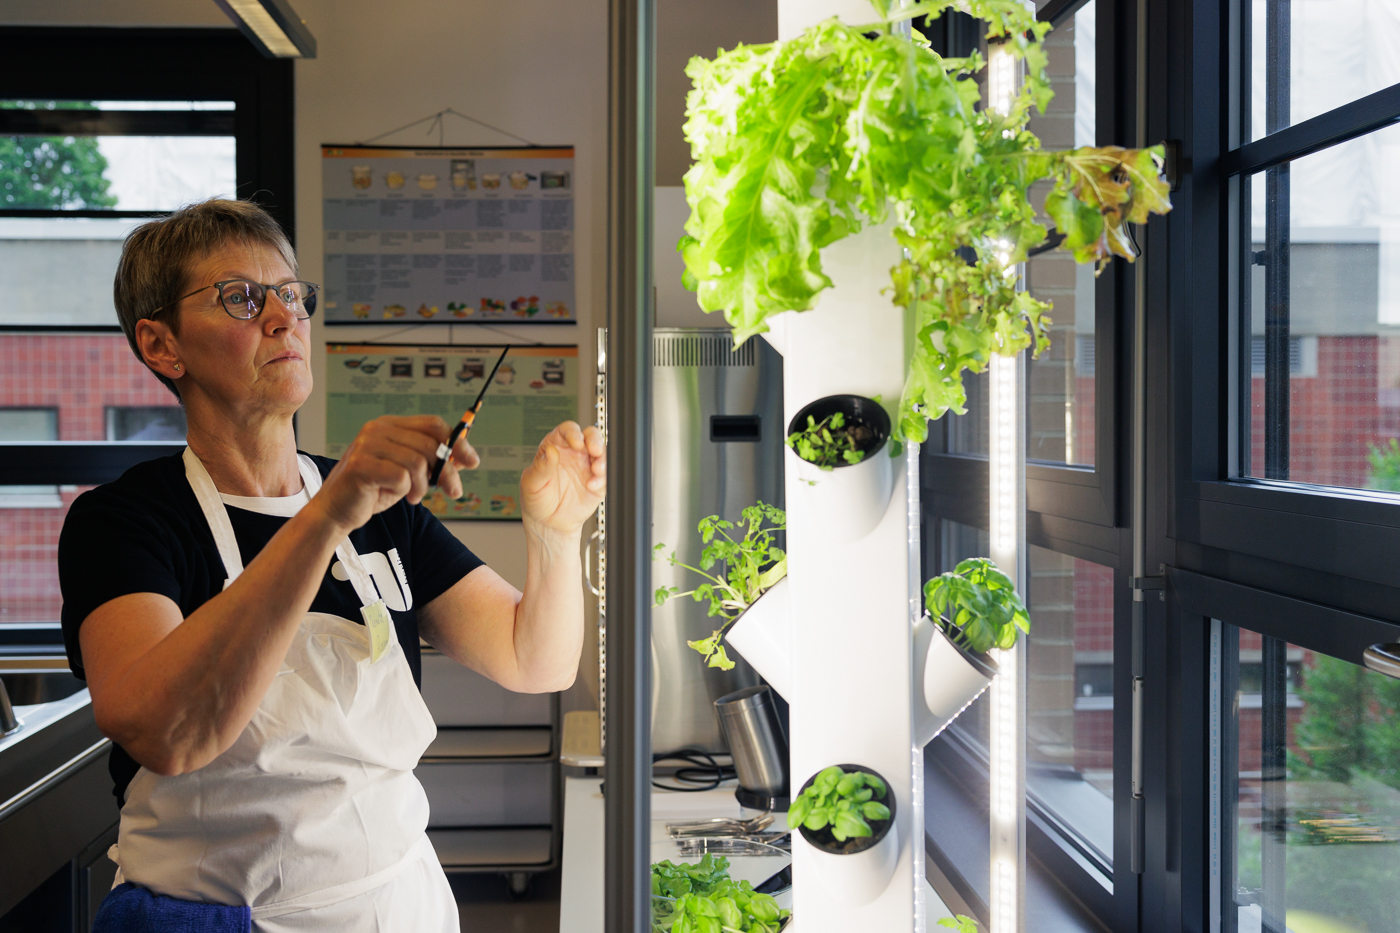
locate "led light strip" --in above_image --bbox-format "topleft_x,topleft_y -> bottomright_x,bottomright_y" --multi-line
986,35 -> 1027,933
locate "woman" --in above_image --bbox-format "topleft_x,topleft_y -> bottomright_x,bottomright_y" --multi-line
57,199 -> 605,931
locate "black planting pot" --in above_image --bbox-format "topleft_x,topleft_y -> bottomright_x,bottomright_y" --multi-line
787,395 -> 891,468
795,763 -> 897,856
943,627 -> 1000,678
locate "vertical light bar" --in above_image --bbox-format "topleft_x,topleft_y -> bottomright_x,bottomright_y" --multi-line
986,37 -> 1025,933
988,351 -> 1026,933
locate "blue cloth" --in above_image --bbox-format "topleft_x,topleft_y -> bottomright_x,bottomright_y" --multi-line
93,882 -> 251,933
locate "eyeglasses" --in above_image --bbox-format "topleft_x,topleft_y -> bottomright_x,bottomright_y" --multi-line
150,280 -> 320,321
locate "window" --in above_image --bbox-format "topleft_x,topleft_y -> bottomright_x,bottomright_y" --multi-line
106,406 -> 187,441
1216,622 -> 1400,933
1026,0 -> 1097,466
1232,0 -> 1400,492
1026,545 -> 1115,868
0,407 -> 60,508
0,28 -> 293,629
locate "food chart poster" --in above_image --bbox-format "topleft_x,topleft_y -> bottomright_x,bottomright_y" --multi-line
321,146 -> 575,324
326,343 -> 578,520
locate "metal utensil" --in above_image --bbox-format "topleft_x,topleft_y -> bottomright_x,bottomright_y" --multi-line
666,813 -> 774,837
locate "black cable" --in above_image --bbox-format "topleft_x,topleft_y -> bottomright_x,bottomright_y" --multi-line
651,748 -> 736,792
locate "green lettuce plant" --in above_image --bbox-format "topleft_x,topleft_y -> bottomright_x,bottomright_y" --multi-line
924,557 -> 1030,655
679,0 -> 1172,443
786,766 -> 892,843
786,411 -> 870,469
654,502 -> 787,670
651,855 -> 789,933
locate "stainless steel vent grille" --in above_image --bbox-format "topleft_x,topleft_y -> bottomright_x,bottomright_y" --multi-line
654,333 -> 754,367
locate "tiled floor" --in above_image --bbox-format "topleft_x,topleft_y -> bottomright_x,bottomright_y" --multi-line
452,868 -> 561,933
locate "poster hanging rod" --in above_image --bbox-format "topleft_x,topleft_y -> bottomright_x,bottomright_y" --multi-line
355,107 -> 539,148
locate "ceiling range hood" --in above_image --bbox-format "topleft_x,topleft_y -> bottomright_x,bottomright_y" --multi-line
212,0 -> 317,59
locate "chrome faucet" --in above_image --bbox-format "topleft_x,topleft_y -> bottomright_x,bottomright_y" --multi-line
0,678 -> 19,736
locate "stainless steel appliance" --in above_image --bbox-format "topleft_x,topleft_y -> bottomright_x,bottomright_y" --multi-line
649,328 -> 784,754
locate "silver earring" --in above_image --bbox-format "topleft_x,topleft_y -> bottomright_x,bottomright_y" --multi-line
174,364 -> 181,371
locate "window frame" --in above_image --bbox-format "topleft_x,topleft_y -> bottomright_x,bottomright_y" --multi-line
0,27 -> 294,483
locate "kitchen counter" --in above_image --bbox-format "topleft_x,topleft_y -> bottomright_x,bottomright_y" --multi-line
0,688 -> 115,920
557,777 -> 958,933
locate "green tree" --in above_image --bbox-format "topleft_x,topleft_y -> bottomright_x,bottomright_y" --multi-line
0,101 -> 117,209
1367,438 -> 1400,492
1290,651 -> 1400,791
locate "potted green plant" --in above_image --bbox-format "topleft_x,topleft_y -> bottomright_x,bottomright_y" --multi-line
651,853 -> 790,933
787,765 -> 898,904
679,0 -> 1172,447
654,502 -> 794,697
785,394 -> 895,538
914,557 -> 1030,745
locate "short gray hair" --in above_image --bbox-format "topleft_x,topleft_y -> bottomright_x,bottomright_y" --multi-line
114,199 -> 297,399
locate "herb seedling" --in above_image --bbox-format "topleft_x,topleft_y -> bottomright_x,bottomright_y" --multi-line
679,0 -> 1172,445
786,411 -> 872,470
924,557 -> 1031,656
937,916 -> 980,933
786,766 -> 892,843
654,502 -> 786,671
651,855 -> 790,933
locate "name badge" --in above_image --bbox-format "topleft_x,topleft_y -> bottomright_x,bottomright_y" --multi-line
361,600 -> 394,663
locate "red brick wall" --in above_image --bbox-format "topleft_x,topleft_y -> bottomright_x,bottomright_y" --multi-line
1250,336 -> 1400,487
0,333 -> 173,624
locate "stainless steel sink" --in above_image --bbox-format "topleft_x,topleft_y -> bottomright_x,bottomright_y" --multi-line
0,657 -> 85,705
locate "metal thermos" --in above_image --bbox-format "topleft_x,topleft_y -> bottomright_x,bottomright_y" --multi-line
715,685 -> 789,808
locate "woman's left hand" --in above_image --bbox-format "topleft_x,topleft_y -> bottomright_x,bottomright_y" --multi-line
520,421 -> 606,537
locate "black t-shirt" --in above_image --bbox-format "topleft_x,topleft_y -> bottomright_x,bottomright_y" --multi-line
58,452 -> 485,805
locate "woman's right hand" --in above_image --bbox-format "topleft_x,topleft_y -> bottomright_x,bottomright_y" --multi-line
313,415 -> 481,532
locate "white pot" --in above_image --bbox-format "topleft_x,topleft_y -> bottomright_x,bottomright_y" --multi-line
912,615 -> 997,747
796,765 -> 899,906
786,394 -> 896,541
724,578 -> 794,701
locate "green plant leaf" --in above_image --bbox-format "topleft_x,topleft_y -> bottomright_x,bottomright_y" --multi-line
833,808 -> 872,841
862,800 -> 892,821
680,8 -> 1171,444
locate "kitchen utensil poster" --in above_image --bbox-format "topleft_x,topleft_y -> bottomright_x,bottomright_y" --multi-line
326,344 -> 578,520
321,146 -> 575,324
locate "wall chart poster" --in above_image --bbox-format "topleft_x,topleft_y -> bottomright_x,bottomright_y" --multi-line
320,145 -> 575,324
326,343 -> 578,520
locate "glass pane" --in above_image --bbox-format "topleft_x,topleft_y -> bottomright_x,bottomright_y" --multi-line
1,103 -> 236,211
946,368 -> 989,455
1026,544 -> 1114,865
1225,626 -> 1400,932
0,216 -> 143,326
1243,122 -> 1400,488
1026,0 -> 1096,466
0,136 -> 236,211
0,334 -> 175,622
1247,0 -> 1400,142
106,405 -> 186,441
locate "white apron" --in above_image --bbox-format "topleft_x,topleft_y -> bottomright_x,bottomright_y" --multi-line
109,449 -> 458,933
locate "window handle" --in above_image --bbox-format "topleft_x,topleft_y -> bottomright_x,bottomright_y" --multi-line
1363,643 -> 1400,680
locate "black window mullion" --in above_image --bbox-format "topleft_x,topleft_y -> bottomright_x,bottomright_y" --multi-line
1261,0 -> 1290,481
1258,634 -> 1289,933
1223,82 -> 1400,176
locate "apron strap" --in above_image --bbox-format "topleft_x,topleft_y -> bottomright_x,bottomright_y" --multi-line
183,447 -> 246,587
183,448 -> 382,608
